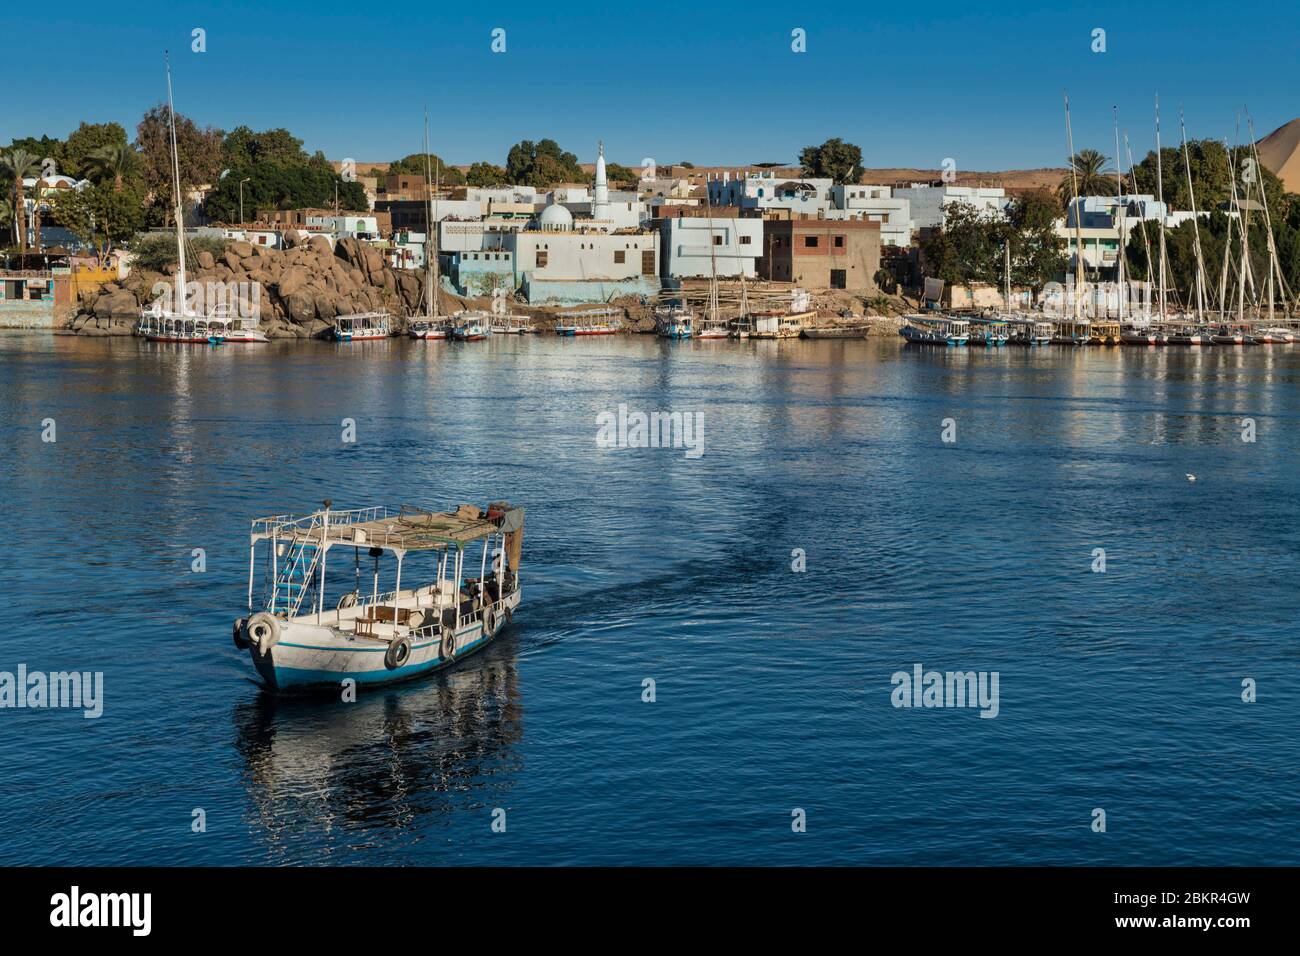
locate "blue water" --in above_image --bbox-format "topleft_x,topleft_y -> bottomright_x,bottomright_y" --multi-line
0,333 -> 1296,865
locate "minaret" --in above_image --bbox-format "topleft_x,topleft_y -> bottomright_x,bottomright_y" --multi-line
593,140 -> 611,221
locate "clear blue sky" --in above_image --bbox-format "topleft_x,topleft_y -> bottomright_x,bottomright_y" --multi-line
8,1 -> 1297,171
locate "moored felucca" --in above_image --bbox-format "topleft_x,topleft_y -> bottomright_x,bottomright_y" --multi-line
234,502 -> 524,691
900,314 -> 969,345
407,111 -> 450,342
135,56 -> 260,345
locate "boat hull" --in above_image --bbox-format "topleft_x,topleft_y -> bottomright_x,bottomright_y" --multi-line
251,592 -> 520,691
801,327 -> 870,339
900,326 -> 966,346
146,334 -> 222,344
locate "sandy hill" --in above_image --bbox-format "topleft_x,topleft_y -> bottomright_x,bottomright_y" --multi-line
1256,119 -> 1300,193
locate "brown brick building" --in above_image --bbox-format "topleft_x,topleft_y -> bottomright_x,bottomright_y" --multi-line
758,217 -> 881,290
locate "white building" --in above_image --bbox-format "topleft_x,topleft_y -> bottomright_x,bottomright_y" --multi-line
892,184 -> 1011,230
828,184 -> 913,247
510,229 -> 659,303
304,213 -> 382,240
658,215 -> 762,279
708,171 -> 834,217
439,217 -> 525,253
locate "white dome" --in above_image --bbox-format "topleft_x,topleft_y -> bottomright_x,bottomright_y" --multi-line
538,204 -> 573,230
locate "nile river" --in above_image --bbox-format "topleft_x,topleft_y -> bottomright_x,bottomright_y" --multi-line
0,332 -> 1296,865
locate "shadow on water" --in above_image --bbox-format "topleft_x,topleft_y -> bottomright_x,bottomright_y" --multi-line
230,634 -> 523,861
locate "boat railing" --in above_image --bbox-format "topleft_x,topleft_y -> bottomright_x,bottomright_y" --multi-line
251,505 -> 393,541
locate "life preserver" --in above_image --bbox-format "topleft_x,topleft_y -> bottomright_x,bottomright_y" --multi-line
233,618 -> 250,649
246,612 -> 281,653
337,591 -> 358,610
484,608 -> 500,638
440,628 -> 457,661
385,635 -> 412,670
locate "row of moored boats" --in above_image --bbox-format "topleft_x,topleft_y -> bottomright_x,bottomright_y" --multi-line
899,314 -> 1298,347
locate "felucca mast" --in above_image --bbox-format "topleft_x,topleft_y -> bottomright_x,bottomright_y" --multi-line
1219,137 -> 1236,320
422,109 -> 435,319
1154,96 -> 1168,322
1246,111 -> 1294,320
166,53 -> 187,316
1178,107 -> 1208,322
433,160 -> 441,319
704,176 -> 719,324
1003,238 -> 1012,313
1064,92 -> 1085,321
1113,107 -> 1125,323
1125,135 -> 1156,321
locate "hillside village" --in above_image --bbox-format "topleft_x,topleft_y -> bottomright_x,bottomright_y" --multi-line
4,117 -> 1300,334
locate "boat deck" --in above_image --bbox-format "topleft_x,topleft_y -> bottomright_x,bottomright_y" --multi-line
252,505 -> 504,553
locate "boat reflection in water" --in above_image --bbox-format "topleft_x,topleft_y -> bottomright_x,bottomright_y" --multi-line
232,635 -> 522,860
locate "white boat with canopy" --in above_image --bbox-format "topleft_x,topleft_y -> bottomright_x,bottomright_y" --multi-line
235,502 -> 525,691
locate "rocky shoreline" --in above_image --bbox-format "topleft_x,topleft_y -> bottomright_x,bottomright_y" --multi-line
65,233 -> 475,338
62,233 -> 909,338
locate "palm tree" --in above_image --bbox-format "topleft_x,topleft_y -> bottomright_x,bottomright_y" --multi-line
0,148 -> 40,254
0,197 -> 12,250
83,143 -> 139,191
1058,149 -> 1113,204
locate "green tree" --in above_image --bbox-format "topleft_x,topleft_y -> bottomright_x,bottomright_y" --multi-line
1058,148 -> 1112,203
505,139 -> 584,187
798,138 -> 864,184
6,136 -> 64,174
203,153 -> 365,221
0,148 -> 41,253
83,143 -> 141,192
222,126 -> 307,168
128,232 -> 227,272
1006,188 -> 1067,289
63,122 -> 129,178
466,162 -> 509,187
387,152 -> 464,184
605,162 -> 638,185
49,180 -> 145,264
921,202 -> 1006,285
135,105 -> 224,226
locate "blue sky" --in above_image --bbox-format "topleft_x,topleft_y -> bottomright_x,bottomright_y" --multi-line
8,1 -> 1297,171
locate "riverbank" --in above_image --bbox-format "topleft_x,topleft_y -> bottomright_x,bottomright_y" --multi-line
61,235 -> 912,338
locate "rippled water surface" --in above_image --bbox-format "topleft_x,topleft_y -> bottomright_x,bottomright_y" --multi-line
0,332 -> 1296,865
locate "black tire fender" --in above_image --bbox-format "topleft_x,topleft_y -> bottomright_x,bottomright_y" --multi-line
385,635 -> 412,670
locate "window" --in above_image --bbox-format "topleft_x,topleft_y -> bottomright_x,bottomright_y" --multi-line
614,250 -> 625,264
834,235 -> 845,248
830,269 -> 846,289
713,235 -> 723,245
641,250 -> 655,275
804,236 -> 818,248
537,251 -> 548,267
740,235 -> 752,245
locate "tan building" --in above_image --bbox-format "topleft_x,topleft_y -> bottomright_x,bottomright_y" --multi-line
758,217 -> 881,290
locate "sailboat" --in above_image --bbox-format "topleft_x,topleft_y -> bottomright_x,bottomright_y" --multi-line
1243,111 -> 1295,343
691,190 -> 728,338
409,113 -> 448,341
137,55 -> 267,345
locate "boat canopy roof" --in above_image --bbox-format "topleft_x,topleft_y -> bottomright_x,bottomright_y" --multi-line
251,504 -> 519,553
